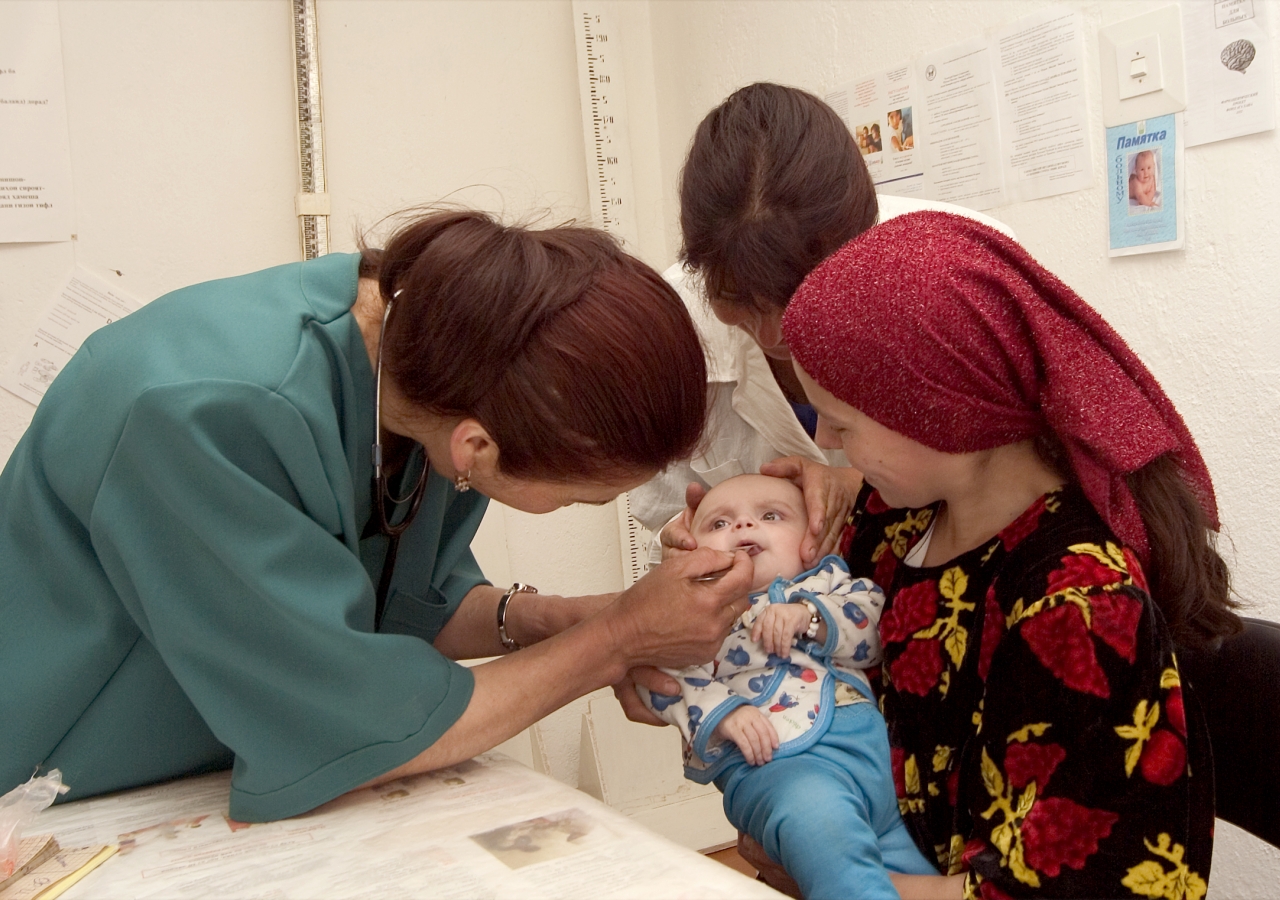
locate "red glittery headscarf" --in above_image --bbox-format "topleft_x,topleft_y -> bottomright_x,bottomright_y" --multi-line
782,210 -> 1218,562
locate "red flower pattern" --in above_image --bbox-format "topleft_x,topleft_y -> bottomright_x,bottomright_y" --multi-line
977,585 -> 1004,681
1166,687 -> 1186,736
837,521 -> 856,558
1004,741 -> 1066,789
1123,547 -> 1149,592
978,881 -> 1015,900
1020,604 -> 1110,698
1045,553 -> 1124,595
890,638 -> 945,695
1021,797 -> 1118,877
874,548 -> 899,592
891,746 -> 906,797
880,579 -> 939,643
997,496 -> 1046,551
848,486 -> 1210,897
865,490 -> 890,514
1088,592 -> 1143,663
1139,729 -> 1186,786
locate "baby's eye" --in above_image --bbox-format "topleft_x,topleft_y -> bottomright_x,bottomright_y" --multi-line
711,519 -> 729,530
762,511 -> 780,521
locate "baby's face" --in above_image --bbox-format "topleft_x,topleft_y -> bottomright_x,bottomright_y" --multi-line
1136,155 -> 1155,183
692,474 -> 807,591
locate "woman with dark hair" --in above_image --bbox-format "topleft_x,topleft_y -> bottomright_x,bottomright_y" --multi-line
0,208 -> 754,823
773,211 -> 1237,898
631,82 -> 1013,564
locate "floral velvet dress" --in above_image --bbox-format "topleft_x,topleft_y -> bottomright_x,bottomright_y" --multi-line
842,484 -> 1213,899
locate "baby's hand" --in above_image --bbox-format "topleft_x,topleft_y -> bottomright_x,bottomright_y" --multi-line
751,602 -> 815,656
714,706 -> 780,766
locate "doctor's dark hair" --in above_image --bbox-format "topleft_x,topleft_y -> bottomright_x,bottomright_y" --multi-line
360,209 -> 707,481
679,82 -> 878,311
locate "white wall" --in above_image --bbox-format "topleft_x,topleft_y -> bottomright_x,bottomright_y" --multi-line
2,0 -> 1277,886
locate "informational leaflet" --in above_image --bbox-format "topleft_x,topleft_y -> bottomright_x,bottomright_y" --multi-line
1107,114 -> 1184,256
826,5 -> 1091,211
991,6 -> 1093,203
825,66 -> 926,197
0,268 -> 142,406
0,1 -> 74,243
915,37 -> 1006,209
1182,0 -> 1276,146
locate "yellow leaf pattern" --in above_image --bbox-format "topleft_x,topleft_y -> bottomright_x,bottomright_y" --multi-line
1007,723 -> 1051,744
884,509 -> 935,559
1121,834 -> 1207,900
1115,700 -> 1161,777
979,748 -> 1040,888
933,745 -> 954,772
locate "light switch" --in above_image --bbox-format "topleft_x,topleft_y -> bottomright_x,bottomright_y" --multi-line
1117,34 -> 1163,100
1098,6 -> 1186,127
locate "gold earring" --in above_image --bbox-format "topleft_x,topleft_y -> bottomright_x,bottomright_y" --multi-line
453,471 -> 471,493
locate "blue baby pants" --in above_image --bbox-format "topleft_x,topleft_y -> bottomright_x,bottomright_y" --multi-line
716,702 -> 936,900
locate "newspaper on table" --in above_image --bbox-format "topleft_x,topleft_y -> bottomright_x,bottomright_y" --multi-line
33,754 -> 782,900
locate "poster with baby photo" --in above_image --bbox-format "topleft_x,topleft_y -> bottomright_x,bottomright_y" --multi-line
1107,114 -> 1184,256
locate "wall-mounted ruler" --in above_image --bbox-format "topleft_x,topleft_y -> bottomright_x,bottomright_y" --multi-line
291,0 -> 329,260
572,2 -> 640,251
573,4 -> 651,586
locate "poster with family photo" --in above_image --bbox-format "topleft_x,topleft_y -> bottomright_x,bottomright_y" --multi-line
1107,114 -> 1184,257
825,67 -> 926,197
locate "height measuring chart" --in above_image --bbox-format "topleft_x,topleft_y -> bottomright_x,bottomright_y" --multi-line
571,3 -> 639,251
572,4 -> 650,586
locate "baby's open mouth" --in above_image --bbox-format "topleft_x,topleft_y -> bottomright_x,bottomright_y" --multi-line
736,541 -> 763,556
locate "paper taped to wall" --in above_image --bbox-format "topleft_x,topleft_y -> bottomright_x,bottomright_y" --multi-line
0,1 -> 75,243
826,5 -> 1092,211
1,268 -> 142,407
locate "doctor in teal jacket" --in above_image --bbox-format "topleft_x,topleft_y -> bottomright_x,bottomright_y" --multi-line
0,209 -> 753,822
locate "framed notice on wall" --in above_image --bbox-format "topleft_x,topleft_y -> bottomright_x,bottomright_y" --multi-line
1107,114 -> 1184,257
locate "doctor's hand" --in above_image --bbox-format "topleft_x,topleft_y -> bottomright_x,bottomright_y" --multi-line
612,666 -> 681,727
604,546 -> 752,672
759,457 -> 861,566
657,481 -> 708,559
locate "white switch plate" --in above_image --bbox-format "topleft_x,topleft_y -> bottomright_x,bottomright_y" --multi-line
1098,6 -> 1186,126
1116,33 -> 1163,100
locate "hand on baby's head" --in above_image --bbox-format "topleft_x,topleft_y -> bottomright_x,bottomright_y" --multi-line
690,474 -> 808,592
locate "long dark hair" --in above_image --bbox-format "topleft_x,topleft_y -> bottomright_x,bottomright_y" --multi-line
679,82 -> 877,310
360,209 -> 708,482
1036,435 -> 1239,647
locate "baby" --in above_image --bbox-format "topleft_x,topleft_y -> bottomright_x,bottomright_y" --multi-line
641,474 -> 936,900
1129,149 -> 1158,207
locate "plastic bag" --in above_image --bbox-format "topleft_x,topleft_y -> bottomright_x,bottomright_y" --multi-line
0,770 -> 67,878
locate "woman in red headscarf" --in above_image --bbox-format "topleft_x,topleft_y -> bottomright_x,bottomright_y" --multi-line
778,210 -> 1238,899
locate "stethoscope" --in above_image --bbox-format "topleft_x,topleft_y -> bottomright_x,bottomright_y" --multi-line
370,292 -> 429,630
